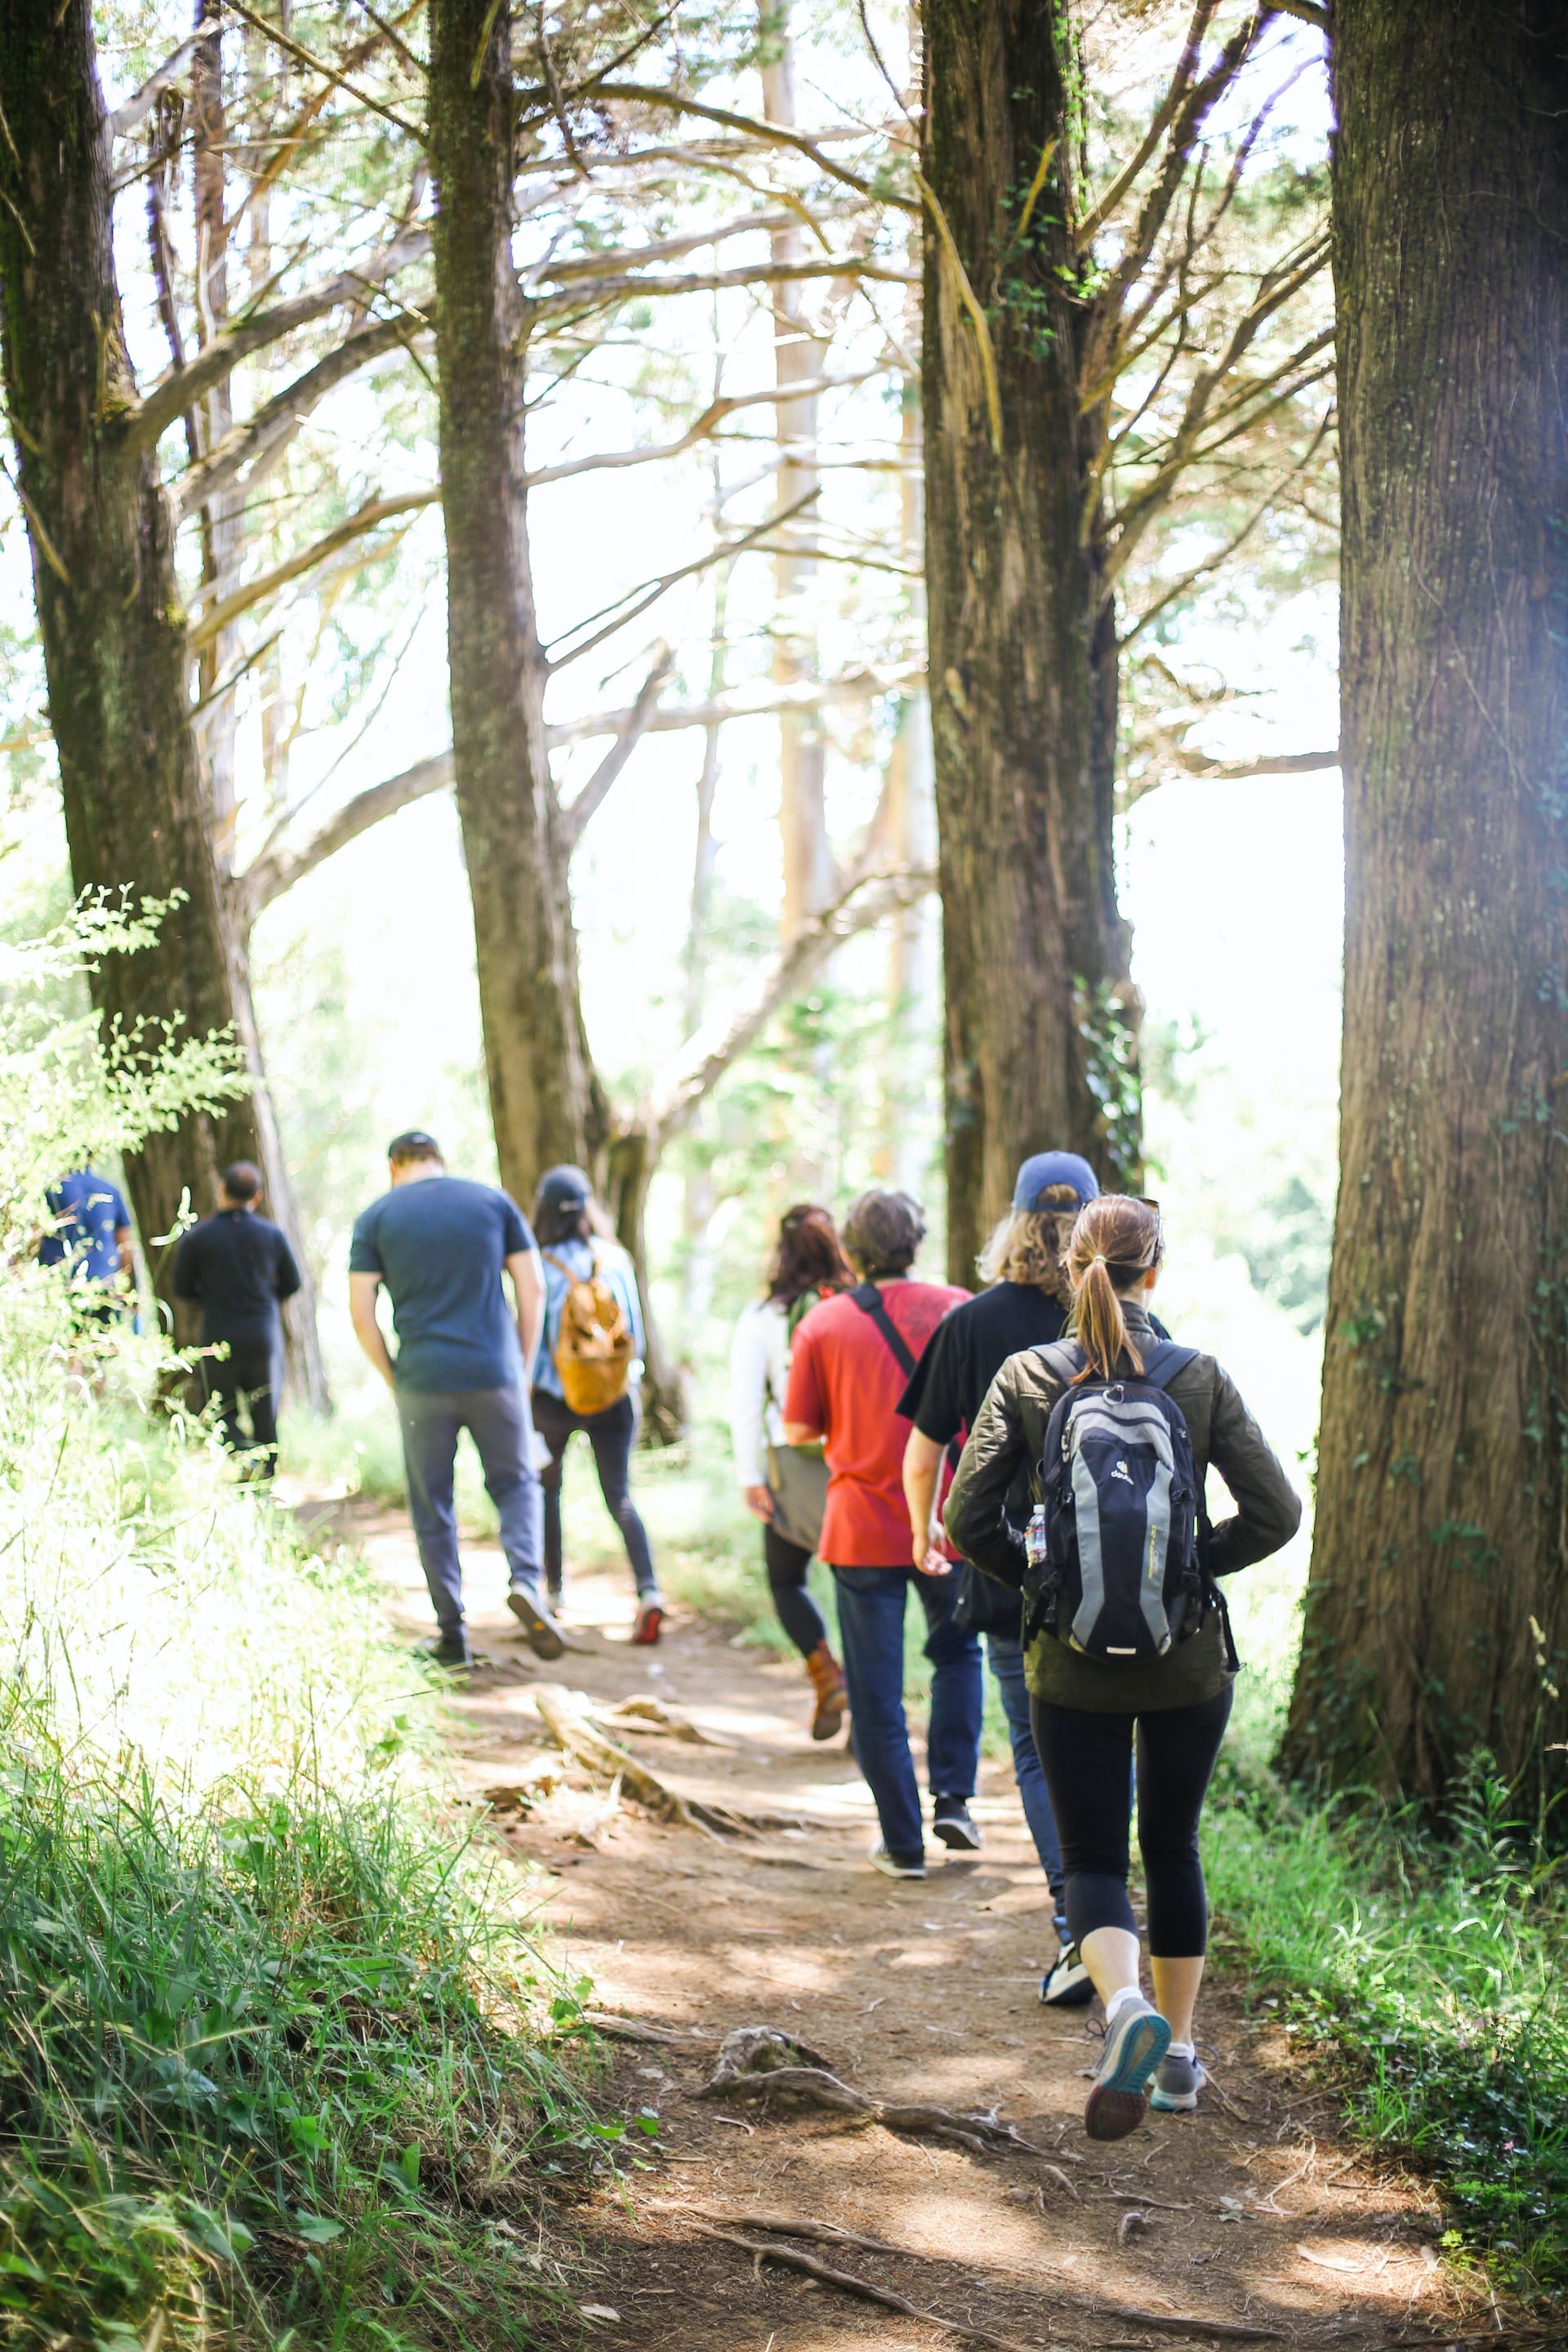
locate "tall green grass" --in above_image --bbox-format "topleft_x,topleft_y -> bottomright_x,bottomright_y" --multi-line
1206,1743 -> 1568,2300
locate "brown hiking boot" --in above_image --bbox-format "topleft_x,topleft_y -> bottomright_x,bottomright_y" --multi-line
805,1642 -> 848,1741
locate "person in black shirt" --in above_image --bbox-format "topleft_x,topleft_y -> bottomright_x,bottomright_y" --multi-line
901,1151 -> 1110,2002
173,1161 -> 301,1471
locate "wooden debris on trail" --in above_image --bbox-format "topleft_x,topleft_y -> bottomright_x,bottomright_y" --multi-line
577,2011 -> 714,2049
687,2222 -> 1040,2352
530,1686 -> 807,1837
690,2024 -> 1041,2151
593,1692 -> 724,1744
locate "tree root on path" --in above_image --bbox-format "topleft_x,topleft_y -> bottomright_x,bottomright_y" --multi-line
690,2025 -> 1040,2152
687,2222 -> 1040,2352
650,2200 -> 904,2254
576,2011 -> 715,2049
531,1685 -> 806,1836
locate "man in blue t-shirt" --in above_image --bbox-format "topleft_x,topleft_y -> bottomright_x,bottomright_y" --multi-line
39,1165 -> 133,1320
350,1130 -> 561,1669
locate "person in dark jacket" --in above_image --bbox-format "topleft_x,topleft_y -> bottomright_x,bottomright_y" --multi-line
900,1151 -> 1102,2001
945,1194 -> 1300,2140
172,1161 -> 301,1470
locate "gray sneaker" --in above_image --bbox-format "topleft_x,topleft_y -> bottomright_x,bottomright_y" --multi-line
507,1584 -> 567,1660
1085,1997 -> 1171,2141
1151,2049 -> 1208,2112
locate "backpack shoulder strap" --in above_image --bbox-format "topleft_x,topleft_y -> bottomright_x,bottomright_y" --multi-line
1036,1339 -> 1085,1387
1134,1341 -> 1200,1394
541,1250 -> 578,1282
850,1282 -> 917,1378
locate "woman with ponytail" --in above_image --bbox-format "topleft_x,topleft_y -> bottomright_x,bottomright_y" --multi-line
945,1196 -> 1300,2139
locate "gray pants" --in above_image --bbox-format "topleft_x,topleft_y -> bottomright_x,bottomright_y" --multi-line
394,1383 -> 544,1634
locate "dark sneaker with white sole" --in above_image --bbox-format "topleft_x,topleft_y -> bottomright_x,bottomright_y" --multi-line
507,1584 -> 567,1659
425,1630 -> 472,1669
869,1839 -> 926,1880
1040,1940 -> 1094,2007
1151,2050 -> 1208,2112
932,1798 -> 982,1851
1085,1998 -> 1171,2141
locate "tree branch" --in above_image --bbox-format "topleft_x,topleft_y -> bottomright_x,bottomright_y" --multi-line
559,643 -> 674,851
537,208 -> 807,284
546,662 -> 922,746
172,314 -> 418,519
224,0 -> 422,140
644,865 -> 935,1154
238,749 -> 454,920
187,488 -> 438,649
108,34 -> 204,138
1072,0 -> 1218,253
546,491 -> 818,670
529,252 -> 915,323
118,227 -> 430,454
521,376 -> 858,490
1174,745 -> 1339,777
1270,0 -> 1330,27
565,82 -> 918,212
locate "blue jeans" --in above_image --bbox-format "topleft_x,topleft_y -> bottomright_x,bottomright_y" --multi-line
831,1566 -> 983,1862
395,1383 -> 544,1634
987,1633 -> 1066,1926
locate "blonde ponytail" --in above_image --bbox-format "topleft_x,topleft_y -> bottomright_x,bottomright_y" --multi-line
1065,1196 -> 1163,1382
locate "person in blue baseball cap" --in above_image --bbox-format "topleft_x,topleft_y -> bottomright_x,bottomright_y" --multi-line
899,1146 -> 1125,1996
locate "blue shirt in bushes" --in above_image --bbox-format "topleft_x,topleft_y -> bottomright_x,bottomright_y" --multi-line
349,1176 -> 535,1393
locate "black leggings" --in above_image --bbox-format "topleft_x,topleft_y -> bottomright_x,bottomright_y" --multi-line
763,1522 -> 829,1659
532,1388 -> 657,1598
1029,1686 -> 1232,1957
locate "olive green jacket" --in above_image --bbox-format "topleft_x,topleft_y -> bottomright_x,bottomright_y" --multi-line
942,1303 -> 1302,1710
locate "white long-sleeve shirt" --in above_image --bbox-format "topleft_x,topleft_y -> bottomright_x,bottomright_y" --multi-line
729,1296 -> 791,1488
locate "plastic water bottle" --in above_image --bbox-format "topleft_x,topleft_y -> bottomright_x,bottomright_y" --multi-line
1025,1503 -> 1048,1570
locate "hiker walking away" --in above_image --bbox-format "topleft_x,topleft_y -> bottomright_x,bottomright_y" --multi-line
172,1161 -> 301,1471
530,1165 -> 665,1645
350,1131 -> 560,1670
783,1189 -> 975,1878
38,1161 -> 133,1327
729,1205 -> 855,1740
946,1195 -> 1299,2137
902,1152 -> 1121,2002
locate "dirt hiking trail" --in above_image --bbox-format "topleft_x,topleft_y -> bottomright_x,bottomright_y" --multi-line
345,1503 -> 1493,2352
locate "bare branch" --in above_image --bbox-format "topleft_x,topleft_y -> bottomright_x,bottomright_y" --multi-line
172,314 -> 417,519
108,34 -> 204,138
1174,745 -> 1339,778
521,376 -> 859,490
546,662 -> 922,746
546,491 -> 818,670
187,488 -> 438,649
564,82 -> 918,212
644,865 -> 935,1154
537,210 -> 806,284
119,227 -> 430,455
238,749 -> 453,920
225,0 -> 422,140
560,643 -> 674,851
529,252 -> 915,324
1073,0 -> 1218,252
1270,0 -> 1330,27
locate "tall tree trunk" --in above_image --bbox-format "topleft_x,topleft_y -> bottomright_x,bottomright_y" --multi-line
921,0 -> 1135,1286
1282,0 -> 1568,1810
0,0 -> 274,1321
428,0 -> 608,1206
761,15 -> 833,940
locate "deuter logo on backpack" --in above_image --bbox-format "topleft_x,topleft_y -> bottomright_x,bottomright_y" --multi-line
1023,1340 -> 1205,1664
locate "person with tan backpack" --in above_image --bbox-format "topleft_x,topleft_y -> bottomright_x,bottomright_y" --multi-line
530,1165 -> 664,1642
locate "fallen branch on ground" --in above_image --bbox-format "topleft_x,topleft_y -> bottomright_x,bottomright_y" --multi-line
592,1693 -> 724,1744
688,2224 -> 1039,2352
651,2201 -> 903,2253
1085,2307 -> 1282,2342
690,2025 -> 1040,2152
577,2012 -> 714,2048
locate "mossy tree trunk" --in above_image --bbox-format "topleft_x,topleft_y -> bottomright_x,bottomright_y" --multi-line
1282,0 -> 1568,1808
921,0 -> 1135,1285
0,0 -> 287,1330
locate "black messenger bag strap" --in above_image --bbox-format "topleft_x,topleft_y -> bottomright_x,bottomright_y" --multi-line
850,1282 -> 918,1379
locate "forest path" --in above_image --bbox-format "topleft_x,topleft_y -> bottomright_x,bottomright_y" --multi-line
337,1502 -> 1485,2352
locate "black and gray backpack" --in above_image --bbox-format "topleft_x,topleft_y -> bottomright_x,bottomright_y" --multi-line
1022,1339 -> 1207,1663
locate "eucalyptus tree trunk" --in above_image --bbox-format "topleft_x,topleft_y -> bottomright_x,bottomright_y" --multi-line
921,0 -> 1134,1285
0,0 -> 277,1325
427,0 -> 608,1200
1282,0 -> 1568,1810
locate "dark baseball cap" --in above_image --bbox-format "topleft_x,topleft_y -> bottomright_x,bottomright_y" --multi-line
387,1129 -> 443,1162
536,1162 -> 592,1214
1012,1151 -> 1099,1211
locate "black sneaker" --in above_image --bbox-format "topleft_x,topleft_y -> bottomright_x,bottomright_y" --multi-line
1040,1940 -> 1095,2007
932,1797 -> 982,1851
507,1584 -> 567,1660
869,1839 -> 926,1880
425,1629 -> 472,1669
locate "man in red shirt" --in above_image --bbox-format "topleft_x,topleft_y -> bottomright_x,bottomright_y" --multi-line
784,1189 -> 977,1878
